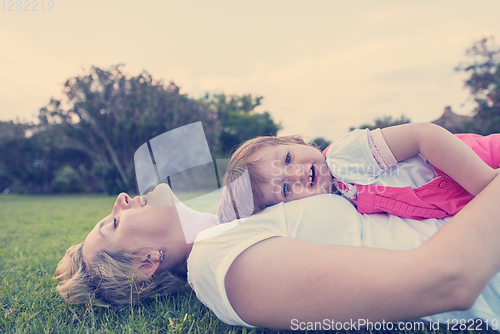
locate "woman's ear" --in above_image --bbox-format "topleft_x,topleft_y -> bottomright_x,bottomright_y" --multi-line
132,249 -> 162,278
136,260 -> 160,278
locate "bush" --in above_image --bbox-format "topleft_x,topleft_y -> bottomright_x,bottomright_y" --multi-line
51,166 -> 85,193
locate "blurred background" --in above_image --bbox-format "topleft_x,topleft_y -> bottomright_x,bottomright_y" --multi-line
1,0 -> 500,195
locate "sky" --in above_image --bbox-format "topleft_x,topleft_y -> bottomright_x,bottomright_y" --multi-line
1,0 -> 500,142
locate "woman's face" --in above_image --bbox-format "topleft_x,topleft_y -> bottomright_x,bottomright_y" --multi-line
82,184 -> 191,273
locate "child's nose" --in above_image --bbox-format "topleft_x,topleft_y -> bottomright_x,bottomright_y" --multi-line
292,165 -> 304,183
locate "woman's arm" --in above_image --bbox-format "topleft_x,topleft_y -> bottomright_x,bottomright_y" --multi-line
381,122 -> 496,196
225,174 -> 500,329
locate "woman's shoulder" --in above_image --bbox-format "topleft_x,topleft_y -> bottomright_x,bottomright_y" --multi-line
189,204 -> 289,271
283,194 -> 363,246
187,203 -> 289,327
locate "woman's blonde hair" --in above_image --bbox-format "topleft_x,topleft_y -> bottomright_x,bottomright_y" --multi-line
53,242 -> 186,306
218,135 -> 310,224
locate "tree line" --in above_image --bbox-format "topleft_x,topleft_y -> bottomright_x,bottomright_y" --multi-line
1,37 -> 499,194
0,65 -> 280,194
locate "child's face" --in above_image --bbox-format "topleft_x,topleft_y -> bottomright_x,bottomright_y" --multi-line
254,144 -> 333,206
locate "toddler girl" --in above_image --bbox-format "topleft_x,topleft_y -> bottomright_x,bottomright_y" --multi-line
218,122 -> 500,224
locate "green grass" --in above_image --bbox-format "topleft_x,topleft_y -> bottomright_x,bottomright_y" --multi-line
0,195 -> 497,334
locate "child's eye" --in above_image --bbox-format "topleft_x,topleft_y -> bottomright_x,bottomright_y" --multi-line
285,153 -> 291,165
283,183 -> 290,198
113,218 -> 117,228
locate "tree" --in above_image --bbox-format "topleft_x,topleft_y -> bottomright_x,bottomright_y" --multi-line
207,93 -> 281,157
310,137 -> 331,152
0,121 -> 29,192
37,65 -> 281,194
350,115 -> 411,131
456,37 -> 500,135
39,65 -> 220,194
0,120 -> 96,194
0,121 -> 55,193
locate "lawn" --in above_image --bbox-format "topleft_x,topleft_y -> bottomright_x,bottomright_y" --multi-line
0,195 -> 496,333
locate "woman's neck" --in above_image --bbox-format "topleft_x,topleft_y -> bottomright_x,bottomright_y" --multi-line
174,200 -> 219,244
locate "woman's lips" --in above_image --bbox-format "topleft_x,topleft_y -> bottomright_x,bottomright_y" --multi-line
134,196 -> 146,206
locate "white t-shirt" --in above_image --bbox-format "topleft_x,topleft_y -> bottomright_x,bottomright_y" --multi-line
325,129 -> 438,203
187,195 -> 500,327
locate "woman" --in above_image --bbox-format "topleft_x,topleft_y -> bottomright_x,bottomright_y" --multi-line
54,175 -> 500,330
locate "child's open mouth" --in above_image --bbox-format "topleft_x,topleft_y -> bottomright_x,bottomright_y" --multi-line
308,165 -> 316,186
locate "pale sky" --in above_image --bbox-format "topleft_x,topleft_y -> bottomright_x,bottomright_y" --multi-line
1,0 -> 500,142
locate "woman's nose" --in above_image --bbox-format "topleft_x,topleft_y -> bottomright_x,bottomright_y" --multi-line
114,193 -> 131,210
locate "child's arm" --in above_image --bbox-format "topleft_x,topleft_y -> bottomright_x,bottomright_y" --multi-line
381,122 -> 497,196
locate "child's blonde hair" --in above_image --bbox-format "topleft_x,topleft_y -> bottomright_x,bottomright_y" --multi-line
218,135 -> 311,224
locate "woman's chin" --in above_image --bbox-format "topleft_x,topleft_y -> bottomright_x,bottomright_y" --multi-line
146,184 -> 174,207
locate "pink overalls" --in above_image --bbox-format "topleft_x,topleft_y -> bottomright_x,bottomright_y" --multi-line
324,133 -> 500,220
